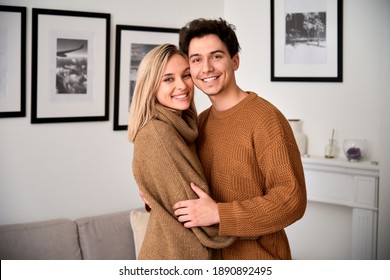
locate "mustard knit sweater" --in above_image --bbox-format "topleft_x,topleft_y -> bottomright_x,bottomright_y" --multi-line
197,92 -> 307,260
132,104 -> 235,260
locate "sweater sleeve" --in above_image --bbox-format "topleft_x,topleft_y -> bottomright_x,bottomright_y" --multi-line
217,109 -> 307,237
133,120 -> 236,248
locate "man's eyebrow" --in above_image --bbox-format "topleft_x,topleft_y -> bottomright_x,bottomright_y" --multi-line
211,49 -> 225,54
189,49 -> 225,59
189,53 -> 200,59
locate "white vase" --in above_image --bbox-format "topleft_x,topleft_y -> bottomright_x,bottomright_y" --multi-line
288,119 -> 307,156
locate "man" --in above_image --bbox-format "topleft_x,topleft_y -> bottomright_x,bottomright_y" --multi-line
172,18 -> 307,260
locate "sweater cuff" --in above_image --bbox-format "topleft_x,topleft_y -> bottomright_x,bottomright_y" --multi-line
217,202 -> 238,236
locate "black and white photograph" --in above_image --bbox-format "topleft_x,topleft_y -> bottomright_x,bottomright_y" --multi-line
285,9 -> 326,64
113,25 -> 179,130
271,0 -> 342,82
56,38 -> 88,94
0,5 -> 26,118
31,8 -> 110,123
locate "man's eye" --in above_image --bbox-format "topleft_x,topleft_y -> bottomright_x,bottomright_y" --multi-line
191,58 -> 200,63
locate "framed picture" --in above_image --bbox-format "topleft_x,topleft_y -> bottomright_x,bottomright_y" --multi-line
113,25 -> 179,130
0,5 -> 26,118
271,0 -> 343,82
31,8 -> 110,123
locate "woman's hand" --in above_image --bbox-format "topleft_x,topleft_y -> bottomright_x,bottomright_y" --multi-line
139,190 -> 151,210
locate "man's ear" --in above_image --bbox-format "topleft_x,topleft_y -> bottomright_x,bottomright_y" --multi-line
232,54 -> 240,70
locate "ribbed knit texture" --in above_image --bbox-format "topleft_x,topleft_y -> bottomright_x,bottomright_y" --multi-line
132,104 -> 235,260
197,92 -> 307,260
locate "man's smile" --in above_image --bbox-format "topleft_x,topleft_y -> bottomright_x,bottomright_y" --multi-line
201,76 -> 219,83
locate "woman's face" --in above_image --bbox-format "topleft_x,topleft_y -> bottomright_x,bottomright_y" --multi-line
156,54 -> 194,112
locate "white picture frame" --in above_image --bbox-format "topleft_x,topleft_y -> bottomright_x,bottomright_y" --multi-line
271,0 -> 343,82
31,8 -> 110,123
0,5 -> 26,118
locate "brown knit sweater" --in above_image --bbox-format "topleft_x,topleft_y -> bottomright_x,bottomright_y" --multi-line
132,104 -> 235,259
197,92 -> 307,260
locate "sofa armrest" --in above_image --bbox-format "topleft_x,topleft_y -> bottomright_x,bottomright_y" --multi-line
0,219 -> 82,260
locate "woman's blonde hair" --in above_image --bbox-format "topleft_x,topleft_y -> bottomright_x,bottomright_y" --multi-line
128,44 -> 195,142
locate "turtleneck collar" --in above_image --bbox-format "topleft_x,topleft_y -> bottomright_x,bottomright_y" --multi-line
155,103 -> 198,142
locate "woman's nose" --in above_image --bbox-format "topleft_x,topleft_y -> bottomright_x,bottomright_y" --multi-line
177,78 -> 187,90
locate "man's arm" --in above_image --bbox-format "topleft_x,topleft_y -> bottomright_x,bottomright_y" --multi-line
173,183 -> 220,228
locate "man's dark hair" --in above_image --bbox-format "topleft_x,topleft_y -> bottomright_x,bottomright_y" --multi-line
179,18 -> 240,58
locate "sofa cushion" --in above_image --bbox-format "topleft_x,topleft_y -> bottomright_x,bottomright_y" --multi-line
130,209 -> 150,259
75,211 -> 135,260
0,218 -> 82,260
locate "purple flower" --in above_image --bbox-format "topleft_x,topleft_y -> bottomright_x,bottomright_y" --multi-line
347,147 -> 361,160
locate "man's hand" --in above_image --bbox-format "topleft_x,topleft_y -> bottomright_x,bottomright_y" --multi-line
172,182 -> 220,228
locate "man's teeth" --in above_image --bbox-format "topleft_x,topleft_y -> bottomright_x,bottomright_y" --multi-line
203,77 -> 217,82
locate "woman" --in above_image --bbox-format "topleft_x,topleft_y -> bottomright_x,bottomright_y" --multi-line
128,44 -> 235,259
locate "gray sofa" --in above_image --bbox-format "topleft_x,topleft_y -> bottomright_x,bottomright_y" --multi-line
0,210 -> 139,260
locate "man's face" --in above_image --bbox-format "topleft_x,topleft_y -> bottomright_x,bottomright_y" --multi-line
187,34 -> 239,97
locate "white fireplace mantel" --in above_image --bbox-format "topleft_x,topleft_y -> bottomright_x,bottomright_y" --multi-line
299,156 -> 379,259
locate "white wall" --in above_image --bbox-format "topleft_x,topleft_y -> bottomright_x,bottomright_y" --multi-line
377,0 -> 390,259
0,0 -> 218,224
0,0 -> 389,259
224,0 -> 390,259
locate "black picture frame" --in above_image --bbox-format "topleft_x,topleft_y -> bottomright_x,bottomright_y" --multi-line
271,0 -> 343,82
31,8 -> 110,123
0,5 -> 26,118
113,25 -> 180,131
